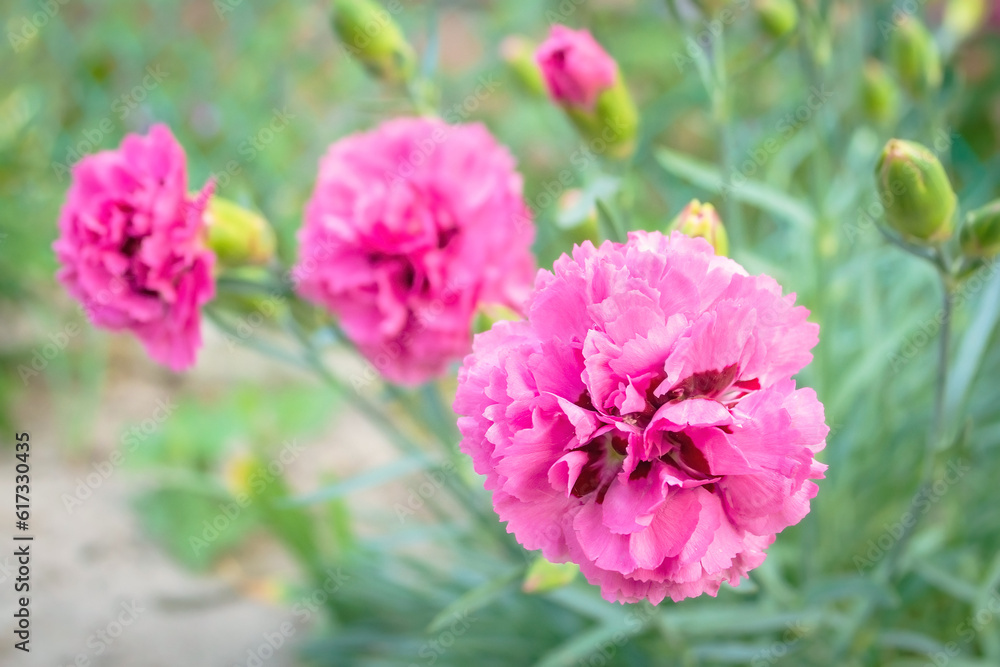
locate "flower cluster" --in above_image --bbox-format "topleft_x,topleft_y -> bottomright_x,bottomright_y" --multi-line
455,231 -> 827,603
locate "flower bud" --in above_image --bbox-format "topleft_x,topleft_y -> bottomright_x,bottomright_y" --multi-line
944,0 -> 986,42
669,200 -> 729,256
523,556 -> 579,593
500,36 -> 547,97
888,15 -> 942,98
331,0 -> 415,84
960,200 -> 1000,257
535,25 -> 638,160
875,139 -> 957,242
860,59 -> 900,125
206,196 -> 277,267
755,0 -> 799,39
556,189 -> 600,246
474,303 -> 523,334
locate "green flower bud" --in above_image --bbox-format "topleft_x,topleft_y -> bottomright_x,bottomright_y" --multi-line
564,78 -> 639,161
474,303 -> 522,334
670,199 -> 729,256
206,197 -> 277,267
860,59 -> 900,125
960,200 -> 1000,258
944,0 -> 986,43
755,0 -> 799,39
523,556 -> 579,593
888,15 -> 942,98
332,0 -> 415,84
556,189 -> 600,247
500,36 -> 547,97
875,139 -> 957,242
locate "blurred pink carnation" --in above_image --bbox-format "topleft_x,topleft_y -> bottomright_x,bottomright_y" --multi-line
535,25 -> 618,109
53,124 -> 215,372
294,117 -> 535,386
455,231 -> 827,604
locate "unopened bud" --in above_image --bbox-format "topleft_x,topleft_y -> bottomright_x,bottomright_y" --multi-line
944,0 -> 987,42
332,0 -> 415,84
206,196 -> 276,267
889,15 -> 942,98
474,303 -> 523,334
755,0 -> 799,39
500,36 -> 547,97
861,59 -> 900,125
670,200 -> 729,256
875,139 -> 957,242
556,189 -> 600,246
960,200 -> 1000,258
523,557 -> 579,593
535,25 -> 638,160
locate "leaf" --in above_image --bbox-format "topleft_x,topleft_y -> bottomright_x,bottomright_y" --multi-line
425,568 -> 522,634
913,560 -> 980,604
595,197 -> 627,244
285,454 -> 432,506
654,148 -> 816,231
534,616 -> 647,667
946,268 -> 1000,416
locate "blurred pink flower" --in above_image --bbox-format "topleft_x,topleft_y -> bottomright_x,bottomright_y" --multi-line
535,25 -> 618,109
53,124 -> 215,372
294,117 -> 535,386
455,231 -> 827,604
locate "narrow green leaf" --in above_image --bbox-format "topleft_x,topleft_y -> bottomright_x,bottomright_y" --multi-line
654,148 -> 815,230
286,454 -> 432,506
426,567 -> 522,633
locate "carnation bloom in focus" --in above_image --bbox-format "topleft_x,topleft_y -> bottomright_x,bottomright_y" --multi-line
53,124 -> 215,372
294,117 -> 535,385
455,231 -> 827,604
535,25 -> 618,110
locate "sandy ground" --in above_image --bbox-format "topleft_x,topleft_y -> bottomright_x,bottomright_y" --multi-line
1,324 -> 404,667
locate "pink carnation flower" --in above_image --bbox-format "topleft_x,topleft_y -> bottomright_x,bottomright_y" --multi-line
455,232 -> 827,604
53,124 -> 215,372
535,25 -> 618,110
294,117 -> 535,386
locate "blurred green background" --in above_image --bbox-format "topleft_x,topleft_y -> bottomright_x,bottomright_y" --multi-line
3,0 -> 1000,665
